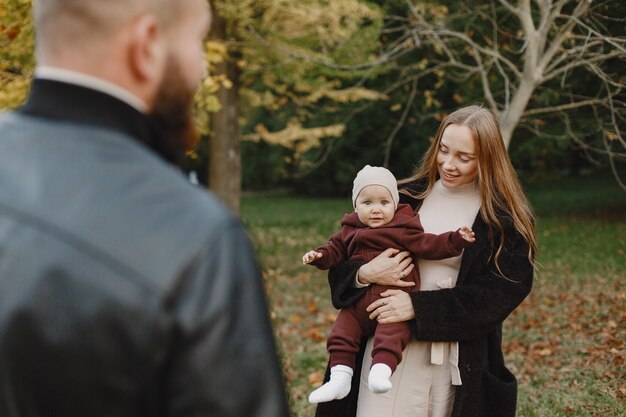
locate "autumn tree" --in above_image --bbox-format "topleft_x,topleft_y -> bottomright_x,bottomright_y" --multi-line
203,0 -> 387,210
247,0 -> 626,189
242,1 -> 387,171
204,1 -> 244,214
366,0 -> 626,188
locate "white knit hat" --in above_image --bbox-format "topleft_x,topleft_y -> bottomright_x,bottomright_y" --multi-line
352,165 -> 399,208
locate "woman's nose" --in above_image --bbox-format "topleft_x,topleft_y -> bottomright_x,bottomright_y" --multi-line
442,157 -> 455,171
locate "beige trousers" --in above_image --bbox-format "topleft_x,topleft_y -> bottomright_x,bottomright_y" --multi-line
356,338 -> 455,417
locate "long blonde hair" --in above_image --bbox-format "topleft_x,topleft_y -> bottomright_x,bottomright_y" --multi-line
400,105 -> 537,273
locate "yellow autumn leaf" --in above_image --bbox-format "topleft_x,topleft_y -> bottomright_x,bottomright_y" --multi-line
244,120 -> 345,156
205,40 -> 227,64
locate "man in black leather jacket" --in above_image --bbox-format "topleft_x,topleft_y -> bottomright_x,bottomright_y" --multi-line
0,1 -> 290,416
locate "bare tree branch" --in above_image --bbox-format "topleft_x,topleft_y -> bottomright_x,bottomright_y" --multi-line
497,0 -> 519,16
418,26 -> 523,79
384,79 -> 418,167
602,78 -> 626,150
489,1 -> 512,110
403,0 -> 419,18
587,63 -> 626,91
597,95 -> 626,191
568,15 -> 626,54
544,39 -> 604,75
524,98 -> 611,116
534,0 -> 551,32
519,0 -> 536,35
246,24 -> 413,71
542,50 -> 624,82
556,113 -> 603,166
560,112 -> 626,159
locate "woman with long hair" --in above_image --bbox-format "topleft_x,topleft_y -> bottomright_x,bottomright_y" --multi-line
315,105 -> 536,417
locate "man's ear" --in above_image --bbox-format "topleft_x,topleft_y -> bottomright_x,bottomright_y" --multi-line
128,14 -> 165,84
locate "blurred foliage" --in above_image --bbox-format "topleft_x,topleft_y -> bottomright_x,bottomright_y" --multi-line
1,0 -> 624,194
241,0 -> 626,194
0,0 -> 34,109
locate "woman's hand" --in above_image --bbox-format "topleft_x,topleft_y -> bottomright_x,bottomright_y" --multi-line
366,289 -> 415,324
357,248 -> 415,287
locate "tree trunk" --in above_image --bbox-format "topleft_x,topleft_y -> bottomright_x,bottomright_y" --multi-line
498,77 -> 536,149
498,28 -> 542,149
208,3 -> 241,215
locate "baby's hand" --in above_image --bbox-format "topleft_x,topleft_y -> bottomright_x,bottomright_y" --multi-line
302,250 -> 323,264
459,226 -> 475,243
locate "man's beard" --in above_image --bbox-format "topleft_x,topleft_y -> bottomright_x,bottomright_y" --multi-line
149,59 -> 199,161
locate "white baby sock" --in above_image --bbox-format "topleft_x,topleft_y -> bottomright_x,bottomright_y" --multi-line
368,363 -> 393,394
308,365 -> 353,404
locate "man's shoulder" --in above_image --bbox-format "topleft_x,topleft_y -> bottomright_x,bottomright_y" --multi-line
74,149 -> 237,284
2,110 -> 230,226
0,113 -> 239,288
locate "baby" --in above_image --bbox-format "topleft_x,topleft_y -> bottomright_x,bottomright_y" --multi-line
303,165 -> 475,403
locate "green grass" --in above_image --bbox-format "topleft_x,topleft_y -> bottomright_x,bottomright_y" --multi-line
526,173 -> 626,217
241,174 -> 626,417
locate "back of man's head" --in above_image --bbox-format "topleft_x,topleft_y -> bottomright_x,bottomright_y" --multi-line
32,0 -> 211,119
34,0 -> 185,64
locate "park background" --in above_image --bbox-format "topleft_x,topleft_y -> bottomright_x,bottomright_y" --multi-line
1,0 -> 624,415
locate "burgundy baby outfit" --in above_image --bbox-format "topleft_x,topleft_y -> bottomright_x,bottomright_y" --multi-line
311,203 -> 469,372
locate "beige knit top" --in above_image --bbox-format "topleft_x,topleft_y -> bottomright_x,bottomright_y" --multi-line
417,179 -> 481,384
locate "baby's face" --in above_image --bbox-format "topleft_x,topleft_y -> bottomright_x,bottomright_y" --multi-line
354,185 -> 395,228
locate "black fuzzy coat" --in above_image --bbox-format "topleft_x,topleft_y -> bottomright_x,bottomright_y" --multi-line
315,180 -> 533,417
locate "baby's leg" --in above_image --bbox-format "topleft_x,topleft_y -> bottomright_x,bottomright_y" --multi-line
309,307 -> 367,403
308,364 -> 353,404
327,304 -> 372,369
368,321 -> 412,393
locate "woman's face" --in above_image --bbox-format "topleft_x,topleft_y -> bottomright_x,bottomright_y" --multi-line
436,123 -> 479,188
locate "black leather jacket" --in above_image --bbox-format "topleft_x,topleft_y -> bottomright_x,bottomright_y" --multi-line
0,80 -> 290,417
